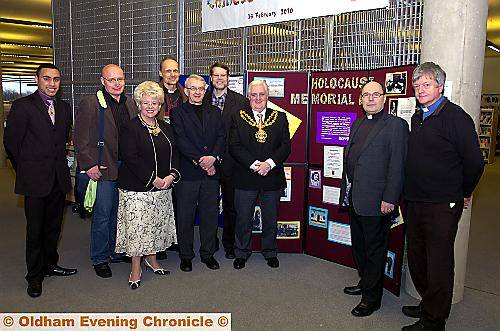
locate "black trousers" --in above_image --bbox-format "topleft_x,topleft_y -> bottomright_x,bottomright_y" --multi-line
174,178 -> 219,260
348,205 -> 391,304
234,189 -> 281,259
407,201 -> 463,328
221,175 -> 236,251
24,179 -> 65,282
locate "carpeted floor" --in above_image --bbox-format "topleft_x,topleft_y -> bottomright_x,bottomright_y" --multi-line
0,163 -> 499,330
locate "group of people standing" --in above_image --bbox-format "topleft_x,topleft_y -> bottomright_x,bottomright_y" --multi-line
4,58 -> 290,297
339,62 -> 484,331
4,59 -> 483,331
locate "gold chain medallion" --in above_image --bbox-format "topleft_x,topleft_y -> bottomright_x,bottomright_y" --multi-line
240,110 -> 278,143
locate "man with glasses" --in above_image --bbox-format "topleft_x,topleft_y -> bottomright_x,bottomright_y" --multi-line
4,64 -> 77,297
74,64 -> 137,278
402,62 -> 484,331
203,62 -> 250,260
339,81 -> 408,317
158,56 -> 187,123
229,80 -> 291,270
171,74 -> 225,272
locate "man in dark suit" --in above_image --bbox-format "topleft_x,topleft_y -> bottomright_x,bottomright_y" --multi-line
74,64 -> 137,278
339,81 -> 408,317
203,62 -> 250,259
171,74 -> 225,272
229,80 -> 291,269
4,63 -> 77,298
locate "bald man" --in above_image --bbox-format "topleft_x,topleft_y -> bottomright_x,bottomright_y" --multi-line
339,81 -> 408,317
74,64 -> 137,278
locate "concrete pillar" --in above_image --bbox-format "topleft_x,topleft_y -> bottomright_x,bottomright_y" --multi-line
404,0 -> 489,303
0,63 -> 6,168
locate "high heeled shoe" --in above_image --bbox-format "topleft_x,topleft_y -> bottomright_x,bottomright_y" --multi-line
128,271 -> 141,290
144,259 -> 170,275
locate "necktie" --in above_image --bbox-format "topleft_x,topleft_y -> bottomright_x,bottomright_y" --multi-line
257,113 -> 263,129
47,99 -> 55,124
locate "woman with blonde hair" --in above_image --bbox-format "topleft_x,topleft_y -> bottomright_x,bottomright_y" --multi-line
115,80 -> 180,289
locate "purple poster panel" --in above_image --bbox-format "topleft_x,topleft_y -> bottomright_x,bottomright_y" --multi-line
316,112 -> 357,145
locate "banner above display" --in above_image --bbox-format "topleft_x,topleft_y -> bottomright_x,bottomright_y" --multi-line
202,0 -> 390,32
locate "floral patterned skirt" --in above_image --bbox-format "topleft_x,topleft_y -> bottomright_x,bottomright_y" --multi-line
115,188 -> 177,257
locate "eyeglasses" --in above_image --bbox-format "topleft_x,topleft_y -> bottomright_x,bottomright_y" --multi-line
413,82 -> 438,91
102,77 -> 125,84
186,86 -> 205,92
361,92 -> 384,99
141,101 -> 161,107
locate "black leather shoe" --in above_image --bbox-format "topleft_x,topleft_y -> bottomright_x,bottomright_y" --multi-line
225,249 -> 235,259
233,258 -> 246,269
402,320 -> 442,331
93,262 -> 112,278
110,255 -> 131,263
402,304 -> 422,318
266,257 -> 279,268
180,259 -> 192,272
167,243 -> 180,252
351,301 -> 381,317
343,285 -> 362,295
201,256 -> 220,270
27,280 -> 42,298
45,265 -> 77,277
156,250 -> 168,260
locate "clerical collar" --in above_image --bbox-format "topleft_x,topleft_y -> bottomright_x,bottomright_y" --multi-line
366,110 -> 383,120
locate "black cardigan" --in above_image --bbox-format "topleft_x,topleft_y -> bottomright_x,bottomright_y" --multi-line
404,99 -> 484,202
118,117 -> 180,192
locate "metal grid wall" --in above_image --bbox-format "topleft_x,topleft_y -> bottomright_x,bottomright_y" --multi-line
183,0 -> 243,76
329,0 -> 423,70
120,0 -> 178,82
53,0 -> 423,105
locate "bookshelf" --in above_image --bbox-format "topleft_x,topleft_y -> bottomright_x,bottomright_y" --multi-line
479,107 -> 498,164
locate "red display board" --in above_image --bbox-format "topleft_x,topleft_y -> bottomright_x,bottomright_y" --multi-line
247,71 -> 309,253
305,66 -> 416,295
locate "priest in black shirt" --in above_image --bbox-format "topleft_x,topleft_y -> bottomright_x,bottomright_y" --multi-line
339,81 -> 408,317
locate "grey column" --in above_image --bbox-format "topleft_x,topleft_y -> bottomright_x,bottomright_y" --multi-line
0,63 -> 6,168
404,0 -> 489,303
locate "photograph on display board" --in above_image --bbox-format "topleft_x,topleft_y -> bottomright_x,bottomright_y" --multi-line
388,98 -> 398,116
280,167 -> 292,202
308,206 -> 328,228
327,221 -> 352,246
252,206 -> 262,233
322,185 -> 340,205
253,76 -> 285,98
309,169 -> 322,189
277,221 -> 300,239
385,250 -> 396,279
385,71 -> 407,96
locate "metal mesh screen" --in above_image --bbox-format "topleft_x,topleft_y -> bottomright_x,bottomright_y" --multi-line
53,0 -> 423,105
183,0 -> 244,76
120,0 -> 178,82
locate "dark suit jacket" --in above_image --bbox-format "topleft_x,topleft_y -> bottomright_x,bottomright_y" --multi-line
4,92 -> 72,197
171,102 -> 225,181
117,117 -> 180,192
339,111 -> 409,216
203,88 -> 250,176
229,108 -> 291,191
73,93 -> 137,180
